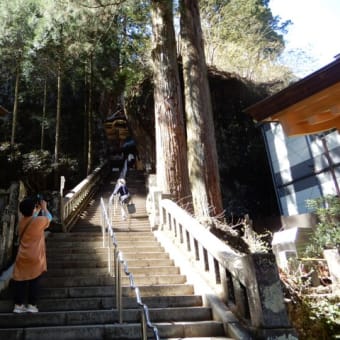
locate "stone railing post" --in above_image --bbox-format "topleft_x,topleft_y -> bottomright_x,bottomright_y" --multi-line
240,253 -> 293,337
145,174 -> 173,229
323,248 -> 340,294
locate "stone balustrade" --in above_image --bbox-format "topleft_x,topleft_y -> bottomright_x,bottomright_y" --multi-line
146,181 -> 297,339
62,161 -> 110,231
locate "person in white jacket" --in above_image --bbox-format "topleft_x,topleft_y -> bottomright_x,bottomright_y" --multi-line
113,178 -> 130,220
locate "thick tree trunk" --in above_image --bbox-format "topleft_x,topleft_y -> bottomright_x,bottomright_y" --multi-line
151,0 -> 191,203
180,0 -> 223,217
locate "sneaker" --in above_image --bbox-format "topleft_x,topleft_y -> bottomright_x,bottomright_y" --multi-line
26,304 -> 39,313
13,304 -> 27,313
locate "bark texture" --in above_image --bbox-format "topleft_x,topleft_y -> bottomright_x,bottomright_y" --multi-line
151,0 -> 191,203
180,0 -> 223,217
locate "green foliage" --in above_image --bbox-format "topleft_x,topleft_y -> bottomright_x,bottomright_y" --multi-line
308,297 -> 340,331
0,0 -> 152,180
290,295 -> 340,339
22,150 -> 53,174
0,0 -> 41,63
279,194 -> 340,336
55,155 -> 78,174
0,140 -> 79,191
0,142 -> 23,187
281,253 -> 340,338
199,0 -> 294,82
305,196 -> 340,257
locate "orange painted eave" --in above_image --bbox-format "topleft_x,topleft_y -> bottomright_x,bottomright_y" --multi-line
244,58 -> 340,136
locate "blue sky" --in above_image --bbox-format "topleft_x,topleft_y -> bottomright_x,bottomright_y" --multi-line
269,0 -> 340,76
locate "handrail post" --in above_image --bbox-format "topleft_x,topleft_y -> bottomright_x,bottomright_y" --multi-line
117,258 -> 123,324
114,195 -> 118,217
60,195 -> 65,228
141,308 -> 147,340
114,247 -> 119,309
107,232 -> 112,274
101,206 -> 105,248
114,249 -> 123,324
109,196 -> 113,222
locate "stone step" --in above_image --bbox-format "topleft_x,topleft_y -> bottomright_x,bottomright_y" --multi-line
46,251 -> 170,261
112,215 -> 149,221
73,225 -> 151,232
47,232 -> 156,241
0,283 -> 194,300
47,247 -> 163,261
0,320 -> 226,340
47,247 -> 108,256
0,295 -> 203,313
0,306 -> 213,327
46,245 -> 163,256
46,258 -> 174,268
41,274 -> 186,287
46,240 -> 161,250
40,274 -> 187,287
45,266 -> 180,277
47,244 -> 165,254
37,284 -> 195,299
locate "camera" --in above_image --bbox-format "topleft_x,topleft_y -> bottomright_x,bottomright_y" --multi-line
36,194 -> 43,204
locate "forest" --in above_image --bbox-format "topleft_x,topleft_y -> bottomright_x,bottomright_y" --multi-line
1,1 -> 339,337
0,0 -> 295,219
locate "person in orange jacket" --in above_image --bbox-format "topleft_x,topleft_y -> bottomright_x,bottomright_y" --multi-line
12,197 -> 52,313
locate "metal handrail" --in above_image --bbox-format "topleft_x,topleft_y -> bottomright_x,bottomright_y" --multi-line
108,194 -> 118,225
100,197 -> 160,340
120,158 -> 128,179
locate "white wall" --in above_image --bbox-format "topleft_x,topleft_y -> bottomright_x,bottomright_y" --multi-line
263,124 -> 340,216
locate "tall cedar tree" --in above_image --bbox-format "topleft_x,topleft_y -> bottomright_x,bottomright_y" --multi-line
180,0 -> 223,217
150,0 -> 191,203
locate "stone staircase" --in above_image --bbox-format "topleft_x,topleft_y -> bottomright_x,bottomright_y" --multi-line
0,170 -> 232,339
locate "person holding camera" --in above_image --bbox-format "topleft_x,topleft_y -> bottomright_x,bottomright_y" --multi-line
12,196 -> 52,313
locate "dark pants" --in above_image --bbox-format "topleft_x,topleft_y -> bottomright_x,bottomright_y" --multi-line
128,159 -> 135,168
13,276 -> 41,305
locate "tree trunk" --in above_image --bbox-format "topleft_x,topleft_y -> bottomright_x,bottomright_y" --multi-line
10,62 -> 20,146
87,54 -> 93,175
151,0 -> 191,203
41,79 -> 47,150
180,0 -> 223,217
83,61 -> 88,176
54,61 -> 62,163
